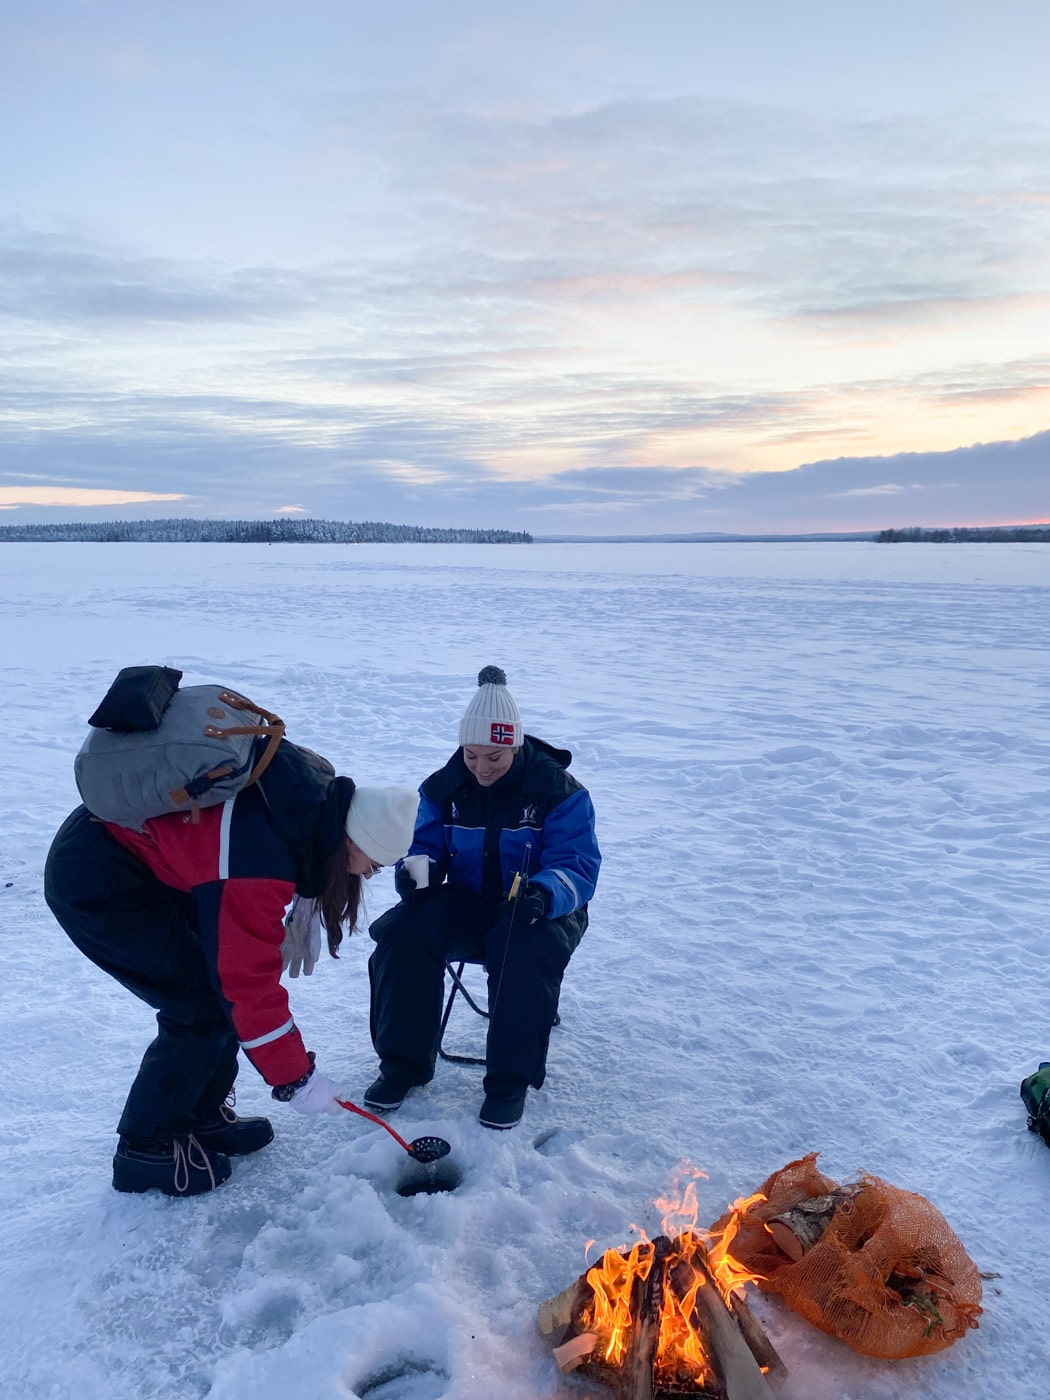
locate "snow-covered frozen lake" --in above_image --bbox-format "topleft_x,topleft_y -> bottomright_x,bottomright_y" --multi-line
2,540 -> 1048,1400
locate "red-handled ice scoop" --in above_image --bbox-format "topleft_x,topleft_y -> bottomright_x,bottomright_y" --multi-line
336,1098 -> 451,1163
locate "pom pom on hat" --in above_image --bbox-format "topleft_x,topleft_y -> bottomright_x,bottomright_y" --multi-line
459,665 -> 523,748
345,787 -> 419,866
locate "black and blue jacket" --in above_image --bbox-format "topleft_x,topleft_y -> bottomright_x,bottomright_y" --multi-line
407,736 -> 600,919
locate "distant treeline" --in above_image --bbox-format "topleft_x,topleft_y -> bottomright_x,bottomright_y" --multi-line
876,525 -> 1050,543
0,517 -> 532,545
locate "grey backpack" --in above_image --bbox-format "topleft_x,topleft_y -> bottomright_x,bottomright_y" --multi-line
75,667 -> 285,831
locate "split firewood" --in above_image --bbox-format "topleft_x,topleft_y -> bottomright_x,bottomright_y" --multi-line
729,1292 -> 787,1381
537,1276 -> 588,1340
620,1235 -> 670,1400
538,1275 -> 601,1376
684,1247 -> 778,1400
551,1331 -> 599,1373
765,1189 -> 855,1262
537,1233 -> 785,1399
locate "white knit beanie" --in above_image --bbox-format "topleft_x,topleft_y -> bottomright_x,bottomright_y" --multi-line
345,787 -> 419,865
458,665 -> 523,748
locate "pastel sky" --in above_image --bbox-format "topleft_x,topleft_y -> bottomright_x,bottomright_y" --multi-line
2,0 -> 1048,533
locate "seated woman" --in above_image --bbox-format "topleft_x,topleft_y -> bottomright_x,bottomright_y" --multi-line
365,666 -> 601,1129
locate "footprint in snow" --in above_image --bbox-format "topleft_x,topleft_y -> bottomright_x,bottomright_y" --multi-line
533,1126 -> 588,1155
355,1357 -> 450,1400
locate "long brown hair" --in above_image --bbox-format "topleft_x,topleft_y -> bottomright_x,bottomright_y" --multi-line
317,841 -> 362,957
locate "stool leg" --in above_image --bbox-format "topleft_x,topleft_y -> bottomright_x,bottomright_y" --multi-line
437,961 -> 488,1066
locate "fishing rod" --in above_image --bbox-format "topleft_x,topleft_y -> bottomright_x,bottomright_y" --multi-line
489,841 -> 532,1018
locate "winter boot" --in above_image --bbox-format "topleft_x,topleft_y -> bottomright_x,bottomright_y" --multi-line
478,1089 -> 526,1130
363,1075 -> 410,1113
194,1101 -> 274,1157
112,1134 -> 232,1196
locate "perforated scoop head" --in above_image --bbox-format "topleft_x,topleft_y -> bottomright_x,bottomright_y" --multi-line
408,1136 -> 451,1164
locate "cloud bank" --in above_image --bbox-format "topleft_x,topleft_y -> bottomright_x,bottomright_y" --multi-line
1,399 -> 1044,534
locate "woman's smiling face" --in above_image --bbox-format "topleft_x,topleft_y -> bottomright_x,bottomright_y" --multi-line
462,744 -> 516,787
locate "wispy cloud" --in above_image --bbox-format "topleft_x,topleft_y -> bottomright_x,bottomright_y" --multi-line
828,483 -> 914,498
0,235 -> 308,325
4,92 -> 1048,335
0,486 -> 185,509
295,94 -> 1050,330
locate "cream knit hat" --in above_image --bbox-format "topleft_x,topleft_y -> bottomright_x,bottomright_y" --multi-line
345,787 -> 419,865
458,666 -> 523,748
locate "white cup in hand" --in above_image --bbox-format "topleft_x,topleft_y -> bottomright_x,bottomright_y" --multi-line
402,853 -> 430,889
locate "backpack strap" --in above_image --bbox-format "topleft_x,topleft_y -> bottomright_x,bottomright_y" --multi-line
204,690 -> 286,788
170,691 -> 286,811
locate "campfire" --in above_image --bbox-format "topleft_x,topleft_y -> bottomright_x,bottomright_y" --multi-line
538,1177 -> 785,1400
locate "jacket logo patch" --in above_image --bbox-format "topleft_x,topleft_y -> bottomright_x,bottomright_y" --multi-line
521,803 -> 537,824
451,801 -> 459,819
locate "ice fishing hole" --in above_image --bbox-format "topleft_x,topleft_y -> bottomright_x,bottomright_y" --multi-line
395,1158 -> 462,1197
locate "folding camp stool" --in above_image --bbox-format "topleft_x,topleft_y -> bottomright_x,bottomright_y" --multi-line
436,956 -> 560,1066
437,958 -> 489,1066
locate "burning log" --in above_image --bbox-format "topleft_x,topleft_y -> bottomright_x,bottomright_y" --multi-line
538,1232 -> 784,1400
684,1246 -> 778,1400
538,1279 -> 603,1374
727,1294 -> 786,1383
551,1331 -> 600,1372
622,1236 -> 670,1400
537,1277 -> 587,1338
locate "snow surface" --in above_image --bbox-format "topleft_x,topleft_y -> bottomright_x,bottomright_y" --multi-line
2,540 -> 1049,1400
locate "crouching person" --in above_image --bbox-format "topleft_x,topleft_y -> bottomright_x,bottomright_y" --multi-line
44,746 -> 418,1197
366,667 -> 601,1130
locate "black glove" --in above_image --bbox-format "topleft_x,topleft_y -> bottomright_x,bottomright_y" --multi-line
519,882 -> 550,925
394,862 -> 417,901
395,859 -> 437,902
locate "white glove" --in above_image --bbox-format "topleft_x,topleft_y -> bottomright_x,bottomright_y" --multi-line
282,896 -> 322,977
288,1068 -> 345,1116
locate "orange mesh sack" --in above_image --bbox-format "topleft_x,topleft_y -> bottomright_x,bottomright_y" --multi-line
710,1154 -> 982,1359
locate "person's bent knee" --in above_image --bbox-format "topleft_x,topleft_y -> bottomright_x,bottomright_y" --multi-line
369,899 -> 430,945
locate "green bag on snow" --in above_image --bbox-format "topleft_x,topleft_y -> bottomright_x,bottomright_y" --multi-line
1020,1062 -> 1050,1144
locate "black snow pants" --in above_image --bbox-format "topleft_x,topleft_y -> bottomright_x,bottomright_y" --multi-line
368,884 -> 586,1099
44,806 -> 239,1143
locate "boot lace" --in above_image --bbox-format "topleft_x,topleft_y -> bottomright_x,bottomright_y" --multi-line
173,1134 -> 218,1194
220,1089 -> 238,1125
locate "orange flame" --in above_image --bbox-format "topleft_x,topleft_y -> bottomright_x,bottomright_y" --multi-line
701,1191 -> 768,1301
655,1238 -> 711,1385
583,1239 -> 655,1366
578,1173 -> 767,1387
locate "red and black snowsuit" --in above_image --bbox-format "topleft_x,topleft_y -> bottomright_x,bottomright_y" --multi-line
44,742 -> 354,1142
